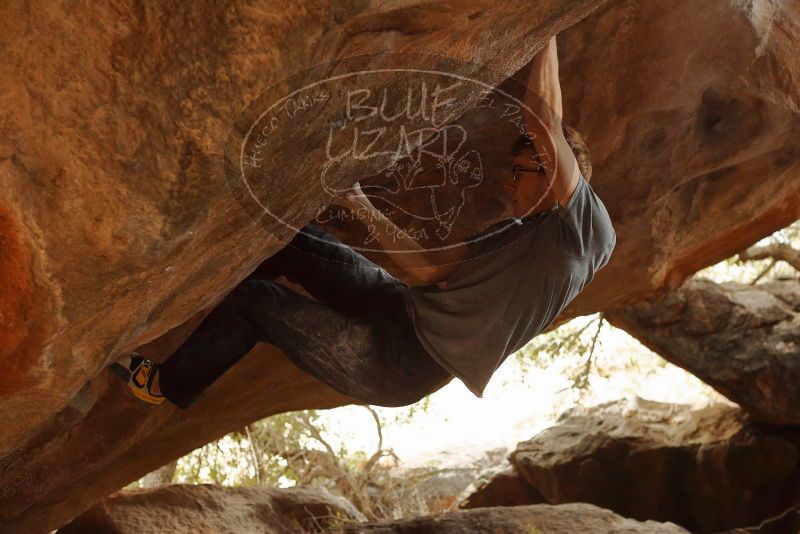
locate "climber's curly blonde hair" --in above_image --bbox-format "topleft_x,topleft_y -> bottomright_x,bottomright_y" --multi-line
511,125 -> 593,182
563,125 -> 592,182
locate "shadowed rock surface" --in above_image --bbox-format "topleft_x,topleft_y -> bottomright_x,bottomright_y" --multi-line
724,504 -> 800,534
458,464 -> 547,510
59,488 -> 689,534
607,278 -> 800,425
340,502 -> 689,533
57,484 -> 366,534
461,398 -> 800,533
1,0 -> 799,531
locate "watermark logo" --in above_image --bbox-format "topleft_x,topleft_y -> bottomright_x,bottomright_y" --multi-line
225,52 -> 567,264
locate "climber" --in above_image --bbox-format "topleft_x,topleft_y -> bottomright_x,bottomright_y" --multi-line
113,35 -> 616,407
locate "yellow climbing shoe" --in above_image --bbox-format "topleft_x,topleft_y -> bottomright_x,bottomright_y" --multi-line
113,352 -> 165,406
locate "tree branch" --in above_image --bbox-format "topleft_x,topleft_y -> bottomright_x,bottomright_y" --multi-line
738,243 -> 800,272
244,425 -> 261,485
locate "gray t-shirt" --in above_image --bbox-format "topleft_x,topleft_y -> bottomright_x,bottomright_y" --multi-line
401,174 -> 616,397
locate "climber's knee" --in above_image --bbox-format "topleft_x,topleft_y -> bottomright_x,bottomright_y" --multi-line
386,390 -> 428,408
370,378 -> 441,408
393,388 -> 430,407
399,366 -> 452,406
220,278 -> 283,321
240,277 -> 274,293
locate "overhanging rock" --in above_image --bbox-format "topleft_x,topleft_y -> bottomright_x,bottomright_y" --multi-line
1,0 -> 799,532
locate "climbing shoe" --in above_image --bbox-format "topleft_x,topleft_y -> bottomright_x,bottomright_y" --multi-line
112,352 -> 165,406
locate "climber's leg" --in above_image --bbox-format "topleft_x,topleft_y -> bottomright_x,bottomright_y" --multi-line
248,223 -> 407,317
157,278 -> 450,409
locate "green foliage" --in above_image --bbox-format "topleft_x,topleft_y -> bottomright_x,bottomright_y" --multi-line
511,219 -> 800,396
516,312 -> 606,392
173,406 -> 446,522
388,394 -> 433,425
174,409 -> 329,487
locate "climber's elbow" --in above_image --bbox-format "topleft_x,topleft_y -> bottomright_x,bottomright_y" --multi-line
407,265 -> 441,286
400,244 -> 468,287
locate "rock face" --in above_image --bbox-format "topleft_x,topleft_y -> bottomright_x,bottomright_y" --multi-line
383,447 -> 512,514
555,0 -> 800,314
607,278 -> 800,425
458,464 -> 546,510
341,502 -> 689,533
57,484 -> 365,534
59,487 -> 688,534
725,504 -> 800,534
0,2 -> 603,532
462,398 -> 800,533
1,0 -> 799,532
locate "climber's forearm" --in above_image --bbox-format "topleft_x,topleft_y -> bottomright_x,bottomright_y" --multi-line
524,36 -> 580,207
358,202 -> 441,285
527,36 -> 563,126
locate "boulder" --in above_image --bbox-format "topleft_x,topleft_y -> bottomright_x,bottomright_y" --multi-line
606,278 -> 800,424
341,501 -> 689,533
57,484 -> 365,534
458,464 -> 546,510
462,398 -> 800,533
59,487 -> 689,534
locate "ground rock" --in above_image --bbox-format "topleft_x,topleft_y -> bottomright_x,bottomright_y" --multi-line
57,484 -> 365,534
464,398 -> 800,533
341,501 -> 689,533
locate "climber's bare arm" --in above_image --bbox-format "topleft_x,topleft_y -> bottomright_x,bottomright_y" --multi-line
330,185 -> 468,286
366,205 -> 468,286
524,35 -> 581,206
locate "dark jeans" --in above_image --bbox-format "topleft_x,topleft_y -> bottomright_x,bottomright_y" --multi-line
158,223 -> 451,409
